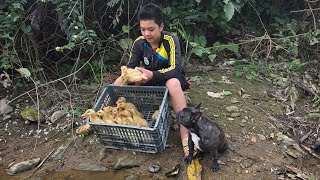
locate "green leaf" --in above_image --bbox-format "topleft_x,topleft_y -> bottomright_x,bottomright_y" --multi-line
202,47 -> 211,54
208,54 -> 217,62
226,43 -> 239,52
194,35 -> 206,47
189,42 -> 198,48
122,25 -> 129,33
213,42 -> 225,52
235,71 -> 242,77
21,23 -> 31,33
193,47 -> 203,57
13,3 -> 22,9
222,90 -> 232,96
18,68 -> 31,78
162,7 -> 172,15
224,1 -> 235,21
119,38 -> 133,50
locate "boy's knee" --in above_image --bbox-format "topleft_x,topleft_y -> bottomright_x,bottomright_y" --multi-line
165,78 -> 181,90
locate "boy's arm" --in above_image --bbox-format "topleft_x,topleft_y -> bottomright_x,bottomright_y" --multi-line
127,37 -> 143,68
152,35 -> 183,81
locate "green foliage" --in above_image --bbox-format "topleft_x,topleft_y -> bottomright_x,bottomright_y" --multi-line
0,0 -> 318,85
234,61 -> 261,80
0,0 -> 27,69
53,0 -> 97,52
284,59 -> 307,71
72,106 -> 84,117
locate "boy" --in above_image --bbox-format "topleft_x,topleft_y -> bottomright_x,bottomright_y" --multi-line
114,3 -> 190,156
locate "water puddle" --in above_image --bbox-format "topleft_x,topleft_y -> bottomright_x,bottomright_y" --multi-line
1,170 -> 153,180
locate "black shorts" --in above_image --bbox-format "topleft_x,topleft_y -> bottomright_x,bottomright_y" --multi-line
142,77 -> 189,91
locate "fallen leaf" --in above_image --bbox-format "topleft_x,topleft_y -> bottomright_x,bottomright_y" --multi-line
207,91 -> 222,98
241,94 -> 251,99
165,164 -> 180,177
16,68 -> 31,78
292,143 -> 304,154
285,148 -> 302,159
187,159 -> 202,180
285,165 -> 310,179
221,90 -> 232,96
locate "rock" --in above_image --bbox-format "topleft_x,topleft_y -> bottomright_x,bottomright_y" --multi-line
226,106 -> 239,113
307,113 -> 320,121
3,115 -> 11,121
50,110 -> 66,123
241,159 -> 254,168
0,98 -> 13,115
251,136 -> 257,144
229,112 -> 241,118
73,163 -> 107,171
257,134 -> 266,141
20,107 -> 44,122
148,164 -> 161,173
114,156 -> 140,170
235,166 -> 242,174
7,158 -> 41,175
25,120 -> 31,125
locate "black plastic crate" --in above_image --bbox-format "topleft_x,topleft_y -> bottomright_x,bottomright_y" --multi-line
88,85 -> 171,154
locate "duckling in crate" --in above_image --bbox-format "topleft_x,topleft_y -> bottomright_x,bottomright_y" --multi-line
118,109 -> 136,126
116,97 -> 142,117
102,106 -> 115,119
81,109 -> 105,124
95,110 -> 116,124
151,106 -> 160,121
76,109 -> 104,135
128,109 -> 150,128
120,66 -> 147,85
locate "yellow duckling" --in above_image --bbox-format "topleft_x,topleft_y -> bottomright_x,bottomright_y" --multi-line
102,106 -> 114,120
121,66 -> 147,84
118,110 -> 136,126
81,109 -> 105,123
151,109 -> 160,121
128,109 -> 150,128
116,97 -> 142,117
76,124 -> 92,135
111,108 -> 123,125
95,110 -> 115,124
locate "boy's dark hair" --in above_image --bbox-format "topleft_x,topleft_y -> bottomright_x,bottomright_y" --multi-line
138,3 -> 163,26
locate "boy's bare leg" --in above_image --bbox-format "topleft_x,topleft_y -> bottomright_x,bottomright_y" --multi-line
166,78 -> 189,156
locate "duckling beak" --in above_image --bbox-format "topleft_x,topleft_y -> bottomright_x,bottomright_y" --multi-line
81,113 -> 87,119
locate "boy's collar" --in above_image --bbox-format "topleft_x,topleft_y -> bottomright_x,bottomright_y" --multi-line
144,31 -> 164,47
158,31 -> 164,46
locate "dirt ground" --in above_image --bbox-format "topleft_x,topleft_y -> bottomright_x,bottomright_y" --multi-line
0,66 -> 319,180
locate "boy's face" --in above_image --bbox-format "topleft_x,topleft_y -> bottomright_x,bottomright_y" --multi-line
140,19 -> 163,45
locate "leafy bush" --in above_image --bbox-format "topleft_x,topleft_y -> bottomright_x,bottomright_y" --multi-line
0,0 -> 318,83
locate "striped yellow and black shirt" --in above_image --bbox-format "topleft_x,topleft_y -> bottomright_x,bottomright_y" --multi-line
127,31 -> 189,90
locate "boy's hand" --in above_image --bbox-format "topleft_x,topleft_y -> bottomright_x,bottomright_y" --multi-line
135,67 -> 153,85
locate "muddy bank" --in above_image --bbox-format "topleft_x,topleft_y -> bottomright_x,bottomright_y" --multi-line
0,67 -> 319,179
